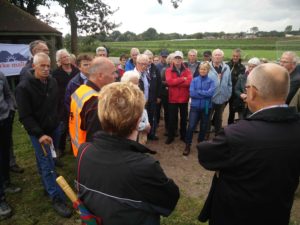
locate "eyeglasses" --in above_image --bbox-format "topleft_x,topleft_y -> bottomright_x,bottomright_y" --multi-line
279,60 -> 293,64
138,62 -> 148,66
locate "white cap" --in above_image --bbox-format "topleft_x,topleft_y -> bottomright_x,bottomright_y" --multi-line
174,50 -> 183,58
248,57 -> 260,66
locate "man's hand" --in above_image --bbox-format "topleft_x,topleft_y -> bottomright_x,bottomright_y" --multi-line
39,135 -> 53,145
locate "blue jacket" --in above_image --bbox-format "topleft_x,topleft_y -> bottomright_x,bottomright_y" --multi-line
190,75 -> 215,112
64,72 -> 85,113
125,58 -> 135,71
208,62 -> 232,104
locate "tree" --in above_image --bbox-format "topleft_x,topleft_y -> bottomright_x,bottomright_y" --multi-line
57,0 -> 118,55
9,0 -> 117,55
157,0 -> 182,8
250,26 -> 259,34
141,28 -> 158,40
285,25 -> 293,33
9,0 -> 47,16
109,30 -> 122,41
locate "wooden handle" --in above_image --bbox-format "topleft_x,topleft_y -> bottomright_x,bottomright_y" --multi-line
56,176 -> 78,203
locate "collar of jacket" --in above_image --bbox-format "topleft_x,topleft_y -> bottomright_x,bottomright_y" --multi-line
93,131 -> 157,154
86,80 -> 100,92
247,107 -> 300,122
171,63 -> 187,73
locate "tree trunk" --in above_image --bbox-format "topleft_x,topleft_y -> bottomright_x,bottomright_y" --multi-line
65,0 -> 78,55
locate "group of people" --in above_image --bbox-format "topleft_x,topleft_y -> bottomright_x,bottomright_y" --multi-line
0,39 -> 299,225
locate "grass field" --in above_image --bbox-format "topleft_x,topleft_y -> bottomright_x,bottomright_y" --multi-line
2,113 -> 300,225
83,37 -> 300,61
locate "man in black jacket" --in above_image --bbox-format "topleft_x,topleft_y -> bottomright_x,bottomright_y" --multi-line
16,53 -> 71,218
197,63 -> 300,225
226,48 -> 246,124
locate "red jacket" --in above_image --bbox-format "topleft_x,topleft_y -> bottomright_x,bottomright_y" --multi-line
166,64 -> 192,103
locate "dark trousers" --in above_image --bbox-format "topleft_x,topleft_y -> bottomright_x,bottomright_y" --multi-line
9,111 -> 16,167
227,95 -> 236,124
146,101 -> 157,138
210,103 -> 226,135
157,95 -> 169,131
168,103 -> 188,139
0,116 -> 13,198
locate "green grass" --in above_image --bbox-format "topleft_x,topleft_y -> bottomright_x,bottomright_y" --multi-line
81,37 -> 300,61
2,115 -> 300,224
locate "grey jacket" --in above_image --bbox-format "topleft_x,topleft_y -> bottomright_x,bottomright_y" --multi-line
0,72 -> 16,121
208,62 -> 232,104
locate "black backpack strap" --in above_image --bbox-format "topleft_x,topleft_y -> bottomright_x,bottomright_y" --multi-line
76,143 -> 91,191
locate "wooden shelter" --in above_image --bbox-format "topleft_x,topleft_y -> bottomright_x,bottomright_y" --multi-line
0,0 -> 63,71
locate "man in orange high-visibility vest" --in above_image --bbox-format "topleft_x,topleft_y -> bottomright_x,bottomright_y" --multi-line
69,57 -> 117,156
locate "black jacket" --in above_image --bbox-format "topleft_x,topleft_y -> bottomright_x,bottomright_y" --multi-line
286,64 -> 300,104
16,73 -> 59,138
76,131 -> 180,225
52,65 -> 79,121
198,107 -> 300,225
139,63 -> 162,103
226,60 -> 246,96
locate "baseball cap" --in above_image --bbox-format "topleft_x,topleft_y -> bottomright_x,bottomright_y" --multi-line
160,50 -> 169,57
174,50 -> 183,58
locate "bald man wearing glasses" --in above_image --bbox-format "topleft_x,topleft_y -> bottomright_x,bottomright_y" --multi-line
197,63 -> 300,225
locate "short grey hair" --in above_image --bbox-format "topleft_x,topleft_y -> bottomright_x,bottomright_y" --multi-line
188,49 -> 198,56
247,63 -> 290,101
281,51 -> 299,64
29,40 -> 47,54
166,53 -> 175,64
130,48 -> 140,55
136,54 -> 149,63
121,71 -> 140,83
143,49 -> 153,57
33,52 -> 50,65
56,49 -> 70,63
232,48 -> 242,55
96,46 -> 107,55
212,49 -> 224,57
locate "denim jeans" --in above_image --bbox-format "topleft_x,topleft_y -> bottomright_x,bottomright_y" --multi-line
185,107 -> 210,145
29,126 -> 65,200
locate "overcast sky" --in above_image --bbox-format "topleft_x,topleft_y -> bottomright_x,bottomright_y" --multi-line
40,0 -> 300,36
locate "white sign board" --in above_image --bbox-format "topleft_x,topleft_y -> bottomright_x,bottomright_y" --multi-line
0,43 -> 31,76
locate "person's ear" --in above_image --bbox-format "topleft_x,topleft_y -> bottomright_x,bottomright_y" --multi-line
135,117 -> 142,131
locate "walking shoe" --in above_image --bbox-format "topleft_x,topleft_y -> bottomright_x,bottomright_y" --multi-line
4,184 -> 21,194
0,199 -> 12,219
183,144 -> 191,156
52,197 -> 72,218
10,164 -> 24,173
165,138 -> 174,145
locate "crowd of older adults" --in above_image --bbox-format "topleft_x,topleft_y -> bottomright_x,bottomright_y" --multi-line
0,40 -> 300,225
